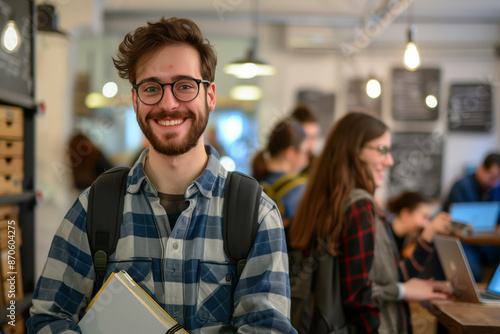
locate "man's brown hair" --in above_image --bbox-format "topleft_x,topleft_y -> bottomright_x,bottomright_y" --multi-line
113,17 -> 217,85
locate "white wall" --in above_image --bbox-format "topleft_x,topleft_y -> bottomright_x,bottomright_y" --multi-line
255,23 -> 500,203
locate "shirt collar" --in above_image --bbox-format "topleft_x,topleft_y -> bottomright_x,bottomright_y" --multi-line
127,145 -> 222,199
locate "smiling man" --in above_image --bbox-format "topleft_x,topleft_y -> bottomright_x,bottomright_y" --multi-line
27,17 -> 295,334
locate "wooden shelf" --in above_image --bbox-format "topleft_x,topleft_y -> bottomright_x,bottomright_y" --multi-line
0,294 -> 33,326
0,192 -> 36,206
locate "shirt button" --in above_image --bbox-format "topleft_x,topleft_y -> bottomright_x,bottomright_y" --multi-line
225,274 -> 232,282
173,242 -> 179,250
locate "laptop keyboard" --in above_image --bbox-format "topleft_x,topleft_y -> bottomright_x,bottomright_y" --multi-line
480,291 -> 500,300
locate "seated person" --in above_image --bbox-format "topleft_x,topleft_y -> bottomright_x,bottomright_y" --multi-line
440,152 -> 500,282
386,191 -> 451,258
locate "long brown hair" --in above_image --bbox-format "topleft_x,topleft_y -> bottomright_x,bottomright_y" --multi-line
288,112 -> 389,252
113,17 -> 217,84
252,118 -> 306,182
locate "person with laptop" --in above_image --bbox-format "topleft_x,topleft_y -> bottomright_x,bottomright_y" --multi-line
439,153 -> 500,282
386,190 -> 451,257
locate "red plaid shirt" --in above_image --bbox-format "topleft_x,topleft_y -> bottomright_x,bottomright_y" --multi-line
339,199 -> 433,333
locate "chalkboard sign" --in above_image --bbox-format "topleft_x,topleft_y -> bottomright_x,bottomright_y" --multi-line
0,0 -> 34,103
392,68 -> 440,121
448,83 -> 492,132
297,89 -> 335,137
389,132 -> 443,199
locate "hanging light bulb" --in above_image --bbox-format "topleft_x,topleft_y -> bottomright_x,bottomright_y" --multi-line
1,20 -> 21,53
224,48 -> 275,79
230,85 -> 262,101
366,78 -> 381,99
403,26 -> 420,71
224,0 -> 275,79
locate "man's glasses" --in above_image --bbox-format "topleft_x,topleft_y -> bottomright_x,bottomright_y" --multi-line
133,78 -> 211,105
364,145 -> 391,157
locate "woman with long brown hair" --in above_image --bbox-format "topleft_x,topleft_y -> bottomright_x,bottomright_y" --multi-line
289,112 -> 451,333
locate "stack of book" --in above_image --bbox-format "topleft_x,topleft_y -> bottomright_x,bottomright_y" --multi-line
79,270 -> 188,333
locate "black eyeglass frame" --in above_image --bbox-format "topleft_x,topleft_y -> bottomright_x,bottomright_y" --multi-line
364,145 -> 391,156
133,78 -> 211,105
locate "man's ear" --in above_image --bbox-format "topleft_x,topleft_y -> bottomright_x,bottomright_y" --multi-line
207,82 -> 216,112
131,87 -> 138,114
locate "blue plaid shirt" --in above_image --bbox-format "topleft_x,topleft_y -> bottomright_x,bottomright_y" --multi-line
27,146 -> 296,334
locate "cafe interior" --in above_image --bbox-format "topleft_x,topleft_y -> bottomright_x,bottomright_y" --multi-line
1,0 -> 500,332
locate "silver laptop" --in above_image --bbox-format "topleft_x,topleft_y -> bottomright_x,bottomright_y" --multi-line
434,235 -> 500,304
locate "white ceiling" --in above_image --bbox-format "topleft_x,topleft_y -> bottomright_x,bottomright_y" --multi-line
98,0 -> 500,56
103,0 -> 500,23
101,0 -> 500,51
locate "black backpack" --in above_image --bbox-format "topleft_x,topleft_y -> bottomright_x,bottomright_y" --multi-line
289,190 -> 373,334
87,167 -> 262,295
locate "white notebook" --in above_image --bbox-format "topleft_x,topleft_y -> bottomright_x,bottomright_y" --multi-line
79,270 -> 188,333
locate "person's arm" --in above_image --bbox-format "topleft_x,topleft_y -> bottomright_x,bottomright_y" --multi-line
340,198 -> 380,334
399,237 -> 434,280
231,194 -> 296,334
443,177 -> 475,211
26,193 -> 94,334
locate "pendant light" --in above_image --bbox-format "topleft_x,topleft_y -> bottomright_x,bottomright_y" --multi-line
403,26 -> 420,71
366,78 -> 381,99
1,20 -> 21,53
403,4 -> 420,71
224,0 -> 275,79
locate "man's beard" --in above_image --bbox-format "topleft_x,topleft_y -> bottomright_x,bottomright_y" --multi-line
137,100 -> 209,156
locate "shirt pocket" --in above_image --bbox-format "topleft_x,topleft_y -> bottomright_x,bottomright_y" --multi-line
196,261 -> 237,323
106,257 -> 155,296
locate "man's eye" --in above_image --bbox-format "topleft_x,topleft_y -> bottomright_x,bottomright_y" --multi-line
144,85 -> 161,93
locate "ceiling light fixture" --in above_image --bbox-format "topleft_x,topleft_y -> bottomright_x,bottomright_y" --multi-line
403,25 -> 420,71
403,4 -> 420,71
224,0 -> 275,79
366,78 -> 381,99
1,20 -> 21,53
230,85 -> 262,101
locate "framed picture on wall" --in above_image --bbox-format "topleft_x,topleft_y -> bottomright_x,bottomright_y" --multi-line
392,68 -> 440,121
388,132 -> 444,199
296,89 -> 335,137
448,83 -> 493,132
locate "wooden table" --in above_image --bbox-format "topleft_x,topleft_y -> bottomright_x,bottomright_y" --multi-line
453,230 -> 500,246
427,282 -> 500,334
427,300 -> 500,333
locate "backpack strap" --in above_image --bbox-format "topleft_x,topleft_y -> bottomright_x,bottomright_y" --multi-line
261,174 -> 307,218
223,171 -> 262,278
87,166 -> 130,296
344,188 -> 376,213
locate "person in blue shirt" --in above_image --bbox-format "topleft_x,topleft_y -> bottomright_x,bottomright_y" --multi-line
27,17 -> 295,334
440,153 -> 500,282
251,118 -> 308,234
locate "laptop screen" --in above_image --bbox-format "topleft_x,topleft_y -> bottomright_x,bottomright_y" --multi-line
449,201 -> 500,231
487,264 -> 500,295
